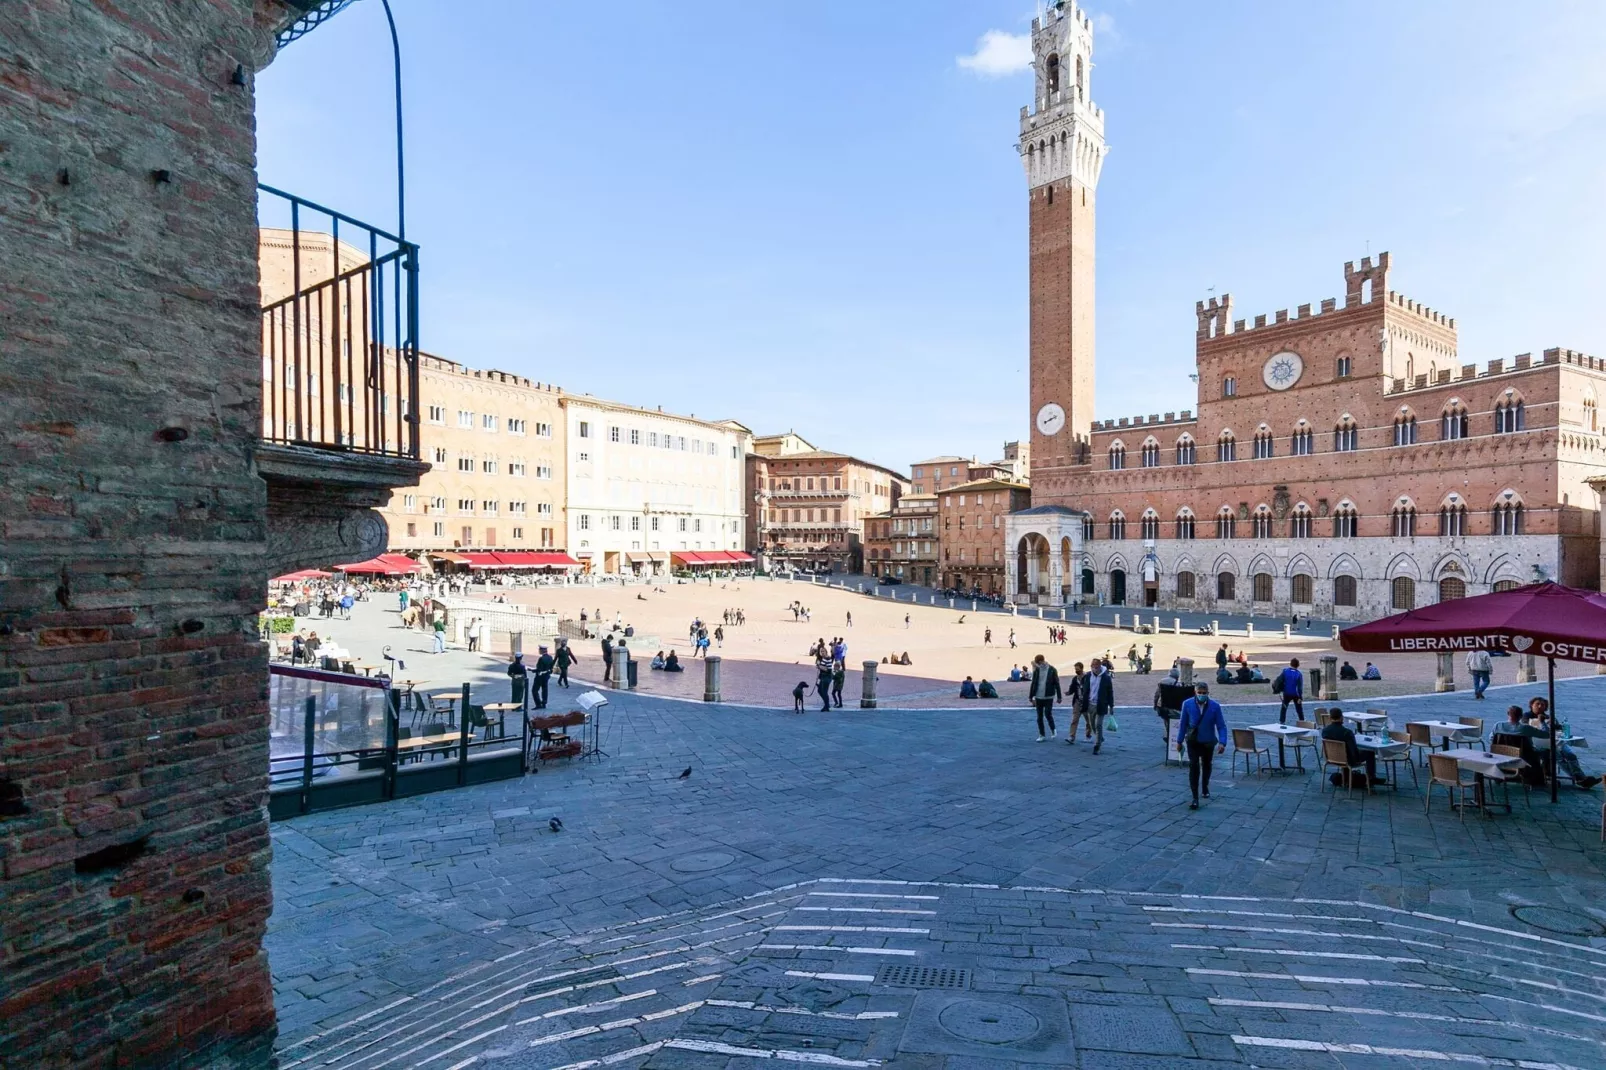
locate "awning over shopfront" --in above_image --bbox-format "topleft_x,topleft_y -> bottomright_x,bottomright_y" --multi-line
334,553 -> 424,575
625,551 -> 670,564
672,550 -> 756,567
495,551 -> 581,568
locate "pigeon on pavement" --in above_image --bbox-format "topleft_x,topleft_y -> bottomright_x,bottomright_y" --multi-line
549,817 -> 563,832
678,767 -> 692,780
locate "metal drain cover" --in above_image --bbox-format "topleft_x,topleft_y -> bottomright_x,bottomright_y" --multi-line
670,851 -> 734,873
876,964 -> 970,989
938,1000 -> 1040,1044
1510,905 -> 1606,937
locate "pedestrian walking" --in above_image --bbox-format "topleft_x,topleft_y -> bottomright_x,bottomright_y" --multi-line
1467,648 -> 1492,700
714,624 -> 725,648
555,640 -> 577,688
814,647 -> 834,712
431,615 -> 447,654
846,611 -> 853,628
532,646 -> 555,709
904,613 -> 910,629
1008,628 -> 1017,649
984,627 -> 993,646
1088,658 -> 1115,754
507,652 -> 529,708
831,661 -> 845,709
1275,658 -> 1304,724
1064,661 -> 1087,744
1176,682 -> 1228,810
601,634 -> 615,682
1029,654 -> 1061,741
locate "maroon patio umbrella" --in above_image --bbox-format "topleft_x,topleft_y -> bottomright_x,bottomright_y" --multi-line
1340,581 -> 1606,801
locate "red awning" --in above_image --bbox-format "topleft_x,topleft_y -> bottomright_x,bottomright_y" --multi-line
672,551 -> 753,566
725,551 -> 755,563
334,553 -> 424,575
495,551 -> 581,568
456,551 -> 507,569
272,569 -> 333,582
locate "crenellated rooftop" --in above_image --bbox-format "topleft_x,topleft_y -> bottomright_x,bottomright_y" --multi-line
1383,346 -> 1606,395
1090,411 -> 1197,434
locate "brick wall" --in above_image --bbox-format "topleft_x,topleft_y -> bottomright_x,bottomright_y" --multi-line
0,2 -> 282,1066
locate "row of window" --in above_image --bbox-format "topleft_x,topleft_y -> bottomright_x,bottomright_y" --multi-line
430,447 -> 552,478
768,476 -> 894,496
400,494 -> 552,517
425,406 -> 551,436
1106,401 -> 1531,470
574,515 -> 744,533
398,521 -> 558,547
576,421 -> 740,458
1164,572 -> 1514,609
769,508 -> 845,524
867,542 -> 936,560
1083,501 -> 1525,540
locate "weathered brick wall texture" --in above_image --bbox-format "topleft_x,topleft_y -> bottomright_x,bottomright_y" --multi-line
1,2 -> 280,1066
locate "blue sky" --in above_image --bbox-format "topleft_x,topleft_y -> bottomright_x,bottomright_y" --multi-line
257,1 -> 1606,473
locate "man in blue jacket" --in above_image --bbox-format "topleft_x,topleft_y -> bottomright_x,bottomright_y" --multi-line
1176,682 -> 1229,810
1276,658 -> 1304,725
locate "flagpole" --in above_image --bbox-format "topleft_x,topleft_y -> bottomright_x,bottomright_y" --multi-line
1548,656 -> 1558,803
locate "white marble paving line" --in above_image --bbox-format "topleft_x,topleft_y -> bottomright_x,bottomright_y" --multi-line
1209,998 -> 1606,1049
546,1040 -> 666,1070
526,1000 -> 705,1049
663,1037 -> 882,1066
805,892 -> 941,900
774,926 -> 931,934
794,907 -> 938,916
1187,967 -> 1460,991
586,896 -> 803,949
758,944 -> 918,957
705,999 -> 900,1022
785,970 -> 877,983
1231,1034 -> 1588,1069
1172,943 -> 1424,964
409,992 -> 663,1068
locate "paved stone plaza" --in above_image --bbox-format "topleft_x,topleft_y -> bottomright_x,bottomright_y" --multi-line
268,638 -> 1606,1069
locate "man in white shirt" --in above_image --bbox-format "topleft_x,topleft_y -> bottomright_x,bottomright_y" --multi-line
1466,648 -> 1493,700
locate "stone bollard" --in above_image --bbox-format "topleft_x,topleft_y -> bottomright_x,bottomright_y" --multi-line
930,595 -> 935,605
1246,623 -> 1254,639
972,600 -> 978,612
1320,654 -> 1339,699
860,659 -> 878,709
1152,615 -> 1160,634
1435,652 -> 1456,692
1113,613 -> 1121,630
703,655 -> 722,702
1084,611 -> 1091,626
1283,625 -> 1291,639
1172,618 -> 1180,635
1060,608 -> 1066,621
1037,606 -> 1044,619
1177,657 -> 1194,685
948,598 -> 954,609
1517,654 -> 1536,683
1331,625 -> 1340,641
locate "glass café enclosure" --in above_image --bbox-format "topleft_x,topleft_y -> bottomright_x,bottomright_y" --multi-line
268,665 -> 525,819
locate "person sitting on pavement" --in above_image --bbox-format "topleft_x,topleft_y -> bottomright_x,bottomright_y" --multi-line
1320,709 -> 1376,786
1008,665 -> 1025,682
1234,663 -> 1255,685
1216,665 -> 1235,685
898,651 -> 912,666
650,650 -> 666,670
1247,664 -> 1267,683
1362,662 -> 1382,680
1528,697 -> 1601,788
663,650 -> 684,672
978,679 -> 999,699
959,677 -> 979,700
1339,660 -> 1359,681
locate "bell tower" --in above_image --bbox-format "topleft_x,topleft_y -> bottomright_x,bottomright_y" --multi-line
1022,0 -> 1106,493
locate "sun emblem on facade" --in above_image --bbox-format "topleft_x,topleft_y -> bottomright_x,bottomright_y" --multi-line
1262,351 -> 1304,391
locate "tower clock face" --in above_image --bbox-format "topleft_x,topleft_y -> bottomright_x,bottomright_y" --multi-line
1036,402 -> 1066,435
1262,351 -> 1304,391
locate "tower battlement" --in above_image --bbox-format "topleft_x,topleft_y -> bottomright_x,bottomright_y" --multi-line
1018,0 -> 1107,192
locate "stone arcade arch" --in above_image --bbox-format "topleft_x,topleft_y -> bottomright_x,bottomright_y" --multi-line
1004,504 -> 1085,606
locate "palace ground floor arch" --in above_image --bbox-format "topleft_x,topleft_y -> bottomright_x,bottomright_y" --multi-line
1004,505 -> 1087,605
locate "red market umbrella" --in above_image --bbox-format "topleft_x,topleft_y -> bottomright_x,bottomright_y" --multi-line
1339,581 -> 1606,801
272,569 -> 333,582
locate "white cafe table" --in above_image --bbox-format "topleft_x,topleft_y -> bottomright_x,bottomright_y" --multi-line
1344,711 -> 1387,732
1454,750 -> 1525,814
1409,720 -> 1471,751
1250,723 -> 1315,771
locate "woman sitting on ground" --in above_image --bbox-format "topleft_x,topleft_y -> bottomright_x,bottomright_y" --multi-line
959,676 -> 979,699
664,650 -> 684,672
651,650 -> 666,670
977,679 -> 999,699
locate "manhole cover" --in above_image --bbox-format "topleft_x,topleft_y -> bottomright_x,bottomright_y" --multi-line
1509,905 -> 1606,937
876,965 -> 971,989
938,1000 -> 1040,1044
670,851 -> 734,873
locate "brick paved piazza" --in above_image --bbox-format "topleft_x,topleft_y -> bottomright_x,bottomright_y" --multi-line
267,643 -> 1606,1070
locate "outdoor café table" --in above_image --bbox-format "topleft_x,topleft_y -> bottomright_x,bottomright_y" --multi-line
1454,750 -> 1525,814
1250,723 -> 1315,771
396,730 -> 463,761
1354,733 -> 1409,788
482,701 -> 520,738
1344,711 -> 1387,733
1409,720 -> 1470,751
429,692 -> 462,726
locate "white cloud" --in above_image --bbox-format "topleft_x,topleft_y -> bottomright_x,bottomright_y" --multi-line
957,30 -> 1032,77
1091,12 -> 1121,49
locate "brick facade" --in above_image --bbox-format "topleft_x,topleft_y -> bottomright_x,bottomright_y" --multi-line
863,495 -> 938,585
0,2 -> 294,1065
938,481 -> 1033,594
748,444 -> 907,573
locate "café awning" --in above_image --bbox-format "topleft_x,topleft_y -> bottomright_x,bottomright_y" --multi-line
626,551 -> 669,564
334,553 -> 424,575
272,569 -> 333,582
495,551 -> 581,568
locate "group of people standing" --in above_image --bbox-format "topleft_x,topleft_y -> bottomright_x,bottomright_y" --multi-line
1025,655 -> 1117,753
505,638 -> 579,710
797,637 -> 848,711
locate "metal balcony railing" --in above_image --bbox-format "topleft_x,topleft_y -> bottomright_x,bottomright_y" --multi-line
258,184 -> 420,460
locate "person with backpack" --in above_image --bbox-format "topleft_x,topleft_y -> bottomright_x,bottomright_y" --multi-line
1176,682 -> 1228,810
1274,657 -> 1304,725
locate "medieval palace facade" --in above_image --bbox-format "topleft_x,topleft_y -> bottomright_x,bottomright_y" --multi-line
1006,0 -> 1604,620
